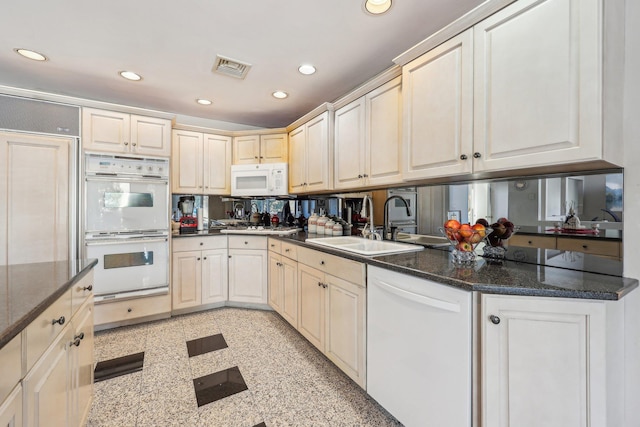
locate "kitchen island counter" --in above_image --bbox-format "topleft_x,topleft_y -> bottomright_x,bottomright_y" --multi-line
0,258 -> 97,349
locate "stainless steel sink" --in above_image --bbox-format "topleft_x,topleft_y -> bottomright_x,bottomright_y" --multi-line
305,236 -> 424,256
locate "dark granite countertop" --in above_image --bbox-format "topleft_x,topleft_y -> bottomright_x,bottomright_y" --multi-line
0,258 -> 98,350
516,225 -> 622,241
172,229 -> 225,238
272,232 -> 637,301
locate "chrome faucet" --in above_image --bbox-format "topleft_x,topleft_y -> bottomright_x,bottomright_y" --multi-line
383,195 -> 412,240
361,195 -> 380,240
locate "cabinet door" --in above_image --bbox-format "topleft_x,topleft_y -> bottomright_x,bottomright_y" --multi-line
473,0 -> 602,172
281,256 -> 298,328
0,132 -> 71,265
233,135 -> 260,164
325,274 -> 366,388
402,29 -> 473,180
334,98 -> 366,190
482,294 -> 606,427
0,385 -> 22,427
367,76 -> 403,186
297,263 -> 325,351
305,112 -> 331,192
172,130 -> 203,194
203,133 -> 232,195
69,300 -> 94,427
228,249 -> 267,304
201,248 -> 228,304
288,126 -> 306,193
130,115 -> 171,157
23,327 -> 73,427
82,108 -> 130,153
268,252 -> 283,313
172,250 -> 202,310
260,133 -> 288,163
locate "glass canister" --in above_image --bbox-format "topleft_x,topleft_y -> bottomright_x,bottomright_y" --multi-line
316,215 -> 328,235
308,212 -> 319,233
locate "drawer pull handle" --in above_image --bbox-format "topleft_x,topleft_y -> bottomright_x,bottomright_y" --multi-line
75,332 -> 85,341
83,285 -> 93,291
52,316 -> 65,326
489,315 -> 501,325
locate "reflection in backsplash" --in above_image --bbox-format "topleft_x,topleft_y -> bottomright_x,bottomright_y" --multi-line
417,170 -> 623,236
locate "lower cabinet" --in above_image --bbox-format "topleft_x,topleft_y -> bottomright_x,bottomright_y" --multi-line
228,236 -> 268,305
297,247 -> 367,388
268,246 -> 298,328
0,384 -> 22,427
481,294 -> 610,427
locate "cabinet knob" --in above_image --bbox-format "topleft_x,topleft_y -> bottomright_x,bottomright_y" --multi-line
357,174 -> 363,179
489,315 -> 501,325
317,282 -> 322,287
285,249 -> 290,252
460,154 -> 468,160
363,174 -> 368,178
82,284 -> 93,291
320,261 -> 325,265
132,143 -> 137,146
71,338 -> 81,347
124,142 -> 129,146
582,245 -> 588,249
260,156 -> 264,159
255,156 -> 259,159
271,244 -> 275,247
528,241 -> 533,245
74,332 -> 85,341
244,241 -> 248,245
52,316 -> 65,326
228,255 -> 232,258
197,257 -> 201,261
203,256 -> 207,260
127,308 -> 132,312
473,152 -> 482,158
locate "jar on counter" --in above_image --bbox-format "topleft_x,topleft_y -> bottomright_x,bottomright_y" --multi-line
332,221 -> 344,236
308,212 -> 319,233
324,218 -> 336,235
316,215 -> 328,235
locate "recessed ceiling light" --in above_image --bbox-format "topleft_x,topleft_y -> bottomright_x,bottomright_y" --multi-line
272,91 -> 288,99
15,48 -> 47,61
298,64 -> 316,75
119,71 -> 142,81
364,0 -> 392,15
196,98 -> 212,105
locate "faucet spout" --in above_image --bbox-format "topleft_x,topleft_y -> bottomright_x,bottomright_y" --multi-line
361,196 -> 378,240
383,195 -> 412,240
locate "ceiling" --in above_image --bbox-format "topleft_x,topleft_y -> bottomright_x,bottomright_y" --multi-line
0,0 -> 484,129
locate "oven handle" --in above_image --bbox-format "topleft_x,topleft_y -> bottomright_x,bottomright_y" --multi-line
85,238 -> 168,246
85,176 -> 168,185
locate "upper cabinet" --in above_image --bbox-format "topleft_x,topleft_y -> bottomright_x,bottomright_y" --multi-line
82,108 -> 172,157
288,111 -> 333,194
233,133 -> 288,164
172,129 -> 232,195
335,76 -> 403,190
402,0 -> 622,181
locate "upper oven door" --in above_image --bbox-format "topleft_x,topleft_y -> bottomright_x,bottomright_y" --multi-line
85,176 -> 169,233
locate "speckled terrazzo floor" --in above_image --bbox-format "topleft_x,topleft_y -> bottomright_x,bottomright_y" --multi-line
87,307 -> 402,427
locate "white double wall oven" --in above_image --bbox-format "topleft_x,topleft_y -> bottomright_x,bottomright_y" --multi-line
83,153 -> 170,302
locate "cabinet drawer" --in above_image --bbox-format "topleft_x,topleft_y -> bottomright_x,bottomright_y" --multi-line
298,246 -> 365,286
0,334 -> 21,404
508,235 -> 556,250
268,238 -> 282,253
71,269 -> 94,318
94,293 -> 171,328
556,238 -> 620,258
228,235 -> 267,250
25,289 -> 72,371
281,241 -> 298,261
173,235 -> 227,252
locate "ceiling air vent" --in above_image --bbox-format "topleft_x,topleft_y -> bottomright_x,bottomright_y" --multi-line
212,55 -> 252,79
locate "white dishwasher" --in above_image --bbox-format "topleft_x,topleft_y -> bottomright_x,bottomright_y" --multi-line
367,266 -> 472,427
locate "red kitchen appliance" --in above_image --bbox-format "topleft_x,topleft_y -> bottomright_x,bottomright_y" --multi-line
178,196 -> 197,232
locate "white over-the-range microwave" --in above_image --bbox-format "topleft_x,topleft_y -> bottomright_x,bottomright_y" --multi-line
231,162 -> 288,197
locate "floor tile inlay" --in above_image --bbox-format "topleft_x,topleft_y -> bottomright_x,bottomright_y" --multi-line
94,351 -> 144,382
253,423 -> 267,427
193,365 -> 248,407
186,333 -> 228,357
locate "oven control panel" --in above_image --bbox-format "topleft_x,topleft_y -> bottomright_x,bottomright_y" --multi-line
85,154 -> 169,178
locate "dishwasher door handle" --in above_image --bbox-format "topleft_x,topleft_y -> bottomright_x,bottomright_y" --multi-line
374,279 -> 461,313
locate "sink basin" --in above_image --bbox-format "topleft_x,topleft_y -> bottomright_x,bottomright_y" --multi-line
305,236 -> 424,256
395,233 -> 450,247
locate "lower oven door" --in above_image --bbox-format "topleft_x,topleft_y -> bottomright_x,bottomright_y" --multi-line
85,237 -> 168,301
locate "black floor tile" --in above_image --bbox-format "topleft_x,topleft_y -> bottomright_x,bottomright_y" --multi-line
253,423 -> 267,427
186,333 -> 228,357
193,366 -> 248,407
94,352 -> 144,382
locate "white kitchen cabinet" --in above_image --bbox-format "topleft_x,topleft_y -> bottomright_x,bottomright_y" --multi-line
297,246 -> 366,388
335,76 -> 402,190
481,294 -> 608,427
69,299 -> 94,427
228,236 -> 268,305
82,108 -> 171,157
172,129 -> 232,195
268,239 -> 298,328
0,384 -> 22,427
288,111 -> 332,194
0,131 -> 72,266
171,236 -> 228,312
233,133 -> 287,164
402,29 -> 473,180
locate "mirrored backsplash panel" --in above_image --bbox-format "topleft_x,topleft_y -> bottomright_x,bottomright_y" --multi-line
416,170 -> 623,236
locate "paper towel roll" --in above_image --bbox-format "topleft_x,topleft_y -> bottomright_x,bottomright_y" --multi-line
197,208 -> 204,231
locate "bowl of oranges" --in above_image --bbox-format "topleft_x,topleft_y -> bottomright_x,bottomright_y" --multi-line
439,219 -> 490,265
